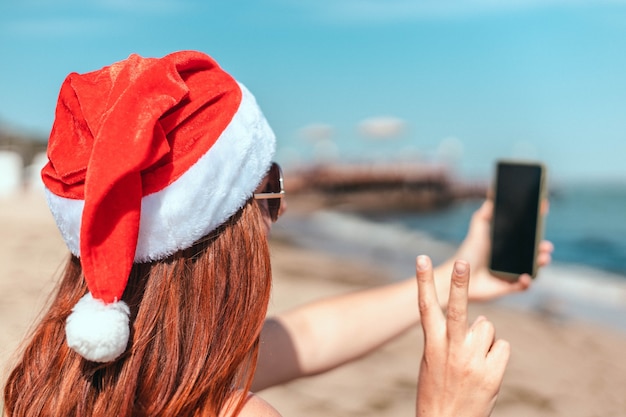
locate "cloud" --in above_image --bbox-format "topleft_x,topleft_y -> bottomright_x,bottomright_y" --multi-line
94,0 -> 189,14
313,139 -> 340,161
357,116 -> 407,139
284,0 -> 626,23
436,136 -> 464,163
298,123 -> 335,141
1,0 -> 186,38
10,0 -> 187,14
3,17 -> 116,38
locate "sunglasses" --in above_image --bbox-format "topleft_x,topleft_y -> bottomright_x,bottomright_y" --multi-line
254,162 -> 285,222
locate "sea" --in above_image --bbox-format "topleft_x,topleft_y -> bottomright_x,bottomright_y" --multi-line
367,182 -> 626,278
274,181 -> 626,332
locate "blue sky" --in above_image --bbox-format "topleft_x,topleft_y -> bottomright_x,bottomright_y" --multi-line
1,0 -> 626,183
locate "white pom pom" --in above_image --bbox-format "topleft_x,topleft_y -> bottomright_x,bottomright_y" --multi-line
65,293 -> 130,363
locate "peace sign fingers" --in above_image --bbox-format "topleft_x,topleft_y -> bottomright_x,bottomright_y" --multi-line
416,255 -> 445,344
446,260 -> 470,345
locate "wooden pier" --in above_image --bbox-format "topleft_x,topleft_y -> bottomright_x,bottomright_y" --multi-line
284,162 -> 488,213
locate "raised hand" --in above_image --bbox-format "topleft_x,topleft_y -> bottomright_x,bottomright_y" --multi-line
416,255 -> 509,417
445,200 -> 554,302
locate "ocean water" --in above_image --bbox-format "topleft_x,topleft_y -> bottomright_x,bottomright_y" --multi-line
274,182 -> 626,331
364,182 -> 626,278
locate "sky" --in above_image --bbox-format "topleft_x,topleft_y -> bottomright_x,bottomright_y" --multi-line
1,0 -> 626,184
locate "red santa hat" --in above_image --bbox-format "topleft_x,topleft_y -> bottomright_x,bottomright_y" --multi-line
41,51 -> 275,362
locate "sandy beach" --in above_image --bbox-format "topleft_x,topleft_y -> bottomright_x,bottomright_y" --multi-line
2,191 -> 626,416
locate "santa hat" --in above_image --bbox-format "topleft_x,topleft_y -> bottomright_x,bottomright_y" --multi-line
41,51 -> 275,363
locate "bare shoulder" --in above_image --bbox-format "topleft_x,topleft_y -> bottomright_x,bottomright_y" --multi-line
219,392 -> 282,417
239,394 -> 282,417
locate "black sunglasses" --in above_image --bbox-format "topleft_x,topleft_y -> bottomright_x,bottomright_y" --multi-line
254,162 -> 285,222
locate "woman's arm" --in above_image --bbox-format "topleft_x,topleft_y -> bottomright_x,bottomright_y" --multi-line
248,255 -> 512,417
252,200 -> 553,391
252,275 -> 422,391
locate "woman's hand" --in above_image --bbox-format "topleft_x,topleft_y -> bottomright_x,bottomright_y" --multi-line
438,200 -> 554,302
416,255 -> 508,417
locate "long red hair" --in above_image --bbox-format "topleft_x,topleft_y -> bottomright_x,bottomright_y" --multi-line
4,200 -> 271,416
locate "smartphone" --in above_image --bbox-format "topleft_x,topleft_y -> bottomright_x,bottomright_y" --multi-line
489,160 -> 547,281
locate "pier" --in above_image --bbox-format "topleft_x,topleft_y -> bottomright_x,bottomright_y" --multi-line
284,162 -> 488,213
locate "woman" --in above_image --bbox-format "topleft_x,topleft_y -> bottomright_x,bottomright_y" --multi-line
3,50 -> 552,416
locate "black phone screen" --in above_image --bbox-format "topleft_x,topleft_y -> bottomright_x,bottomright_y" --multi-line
490,162 -> 544,276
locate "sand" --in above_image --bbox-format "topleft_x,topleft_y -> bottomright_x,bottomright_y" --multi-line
1,191 -> 626,416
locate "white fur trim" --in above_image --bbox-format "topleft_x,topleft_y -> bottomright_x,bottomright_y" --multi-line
66,293 -> 130,362
45,82 -> 275,261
